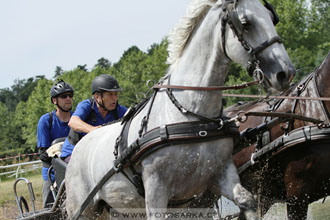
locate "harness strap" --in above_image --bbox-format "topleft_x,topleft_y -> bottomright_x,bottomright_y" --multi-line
114,98 -> 151,158
251,36 -> 282,56
115,120 -> 239,169
165,89 -> 223,123
49,112 -> 53,133
139,90 -> 158,137
153,81 -> 258,91
244,111 -> 323,124
237,126 -> 330,174
121,168 -> 144,196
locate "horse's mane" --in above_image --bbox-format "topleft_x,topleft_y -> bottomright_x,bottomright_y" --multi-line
166,0 -> 218,65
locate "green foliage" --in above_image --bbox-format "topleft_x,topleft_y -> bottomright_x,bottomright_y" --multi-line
0,102 -> 11,152
0,77 -> 39,111
54,66 -> 64,79
111,40 -> 169,107
271,0 -> 330,80
19,79 -> 54,151
94,57 -> 112,69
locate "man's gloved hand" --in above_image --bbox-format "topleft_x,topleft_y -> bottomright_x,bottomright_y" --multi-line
39,148 -> 52,164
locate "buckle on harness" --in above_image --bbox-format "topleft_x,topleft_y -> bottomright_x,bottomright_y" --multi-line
218,119 -> 224,130
250,152 -> 257,165
160,124 -> 168,141
199,131 -> 208,137
113,161 -> 123,172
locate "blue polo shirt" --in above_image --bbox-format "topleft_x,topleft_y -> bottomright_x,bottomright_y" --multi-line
37,110 -> 72,180
60,99 -> 127,158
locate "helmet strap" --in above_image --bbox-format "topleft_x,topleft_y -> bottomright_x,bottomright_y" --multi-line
55,98 -> 72,112
57,104 -> 72,113
95,92 -> 110,112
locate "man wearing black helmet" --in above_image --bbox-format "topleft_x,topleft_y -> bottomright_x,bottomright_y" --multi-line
37,80 -> 74,208
61,74 -> 127,163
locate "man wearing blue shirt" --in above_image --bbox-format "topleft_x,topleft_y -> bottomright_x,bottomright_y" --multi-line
61,74 -> 127,163
37,80 -> 74,208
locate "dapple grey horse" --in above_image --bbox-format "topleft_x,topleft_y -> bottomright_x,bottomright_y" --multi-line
65,0 -> 295,219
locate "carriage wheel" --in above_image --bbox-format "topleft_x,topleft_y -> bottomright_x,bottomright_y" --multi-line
18,196 -> 29,213
58,186 -> 68,219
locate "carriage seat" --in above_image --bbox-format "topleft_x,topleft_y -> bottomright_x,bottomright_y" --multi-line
51,157 -> 67,189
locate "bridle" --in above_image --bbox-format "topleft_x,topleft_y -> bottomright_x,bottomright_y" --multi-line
221,0 -> 282,79
154,1 -> 283,94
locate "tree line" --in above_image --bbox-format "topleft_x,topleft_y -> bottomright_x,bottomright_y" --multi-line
0,0 -> 329,158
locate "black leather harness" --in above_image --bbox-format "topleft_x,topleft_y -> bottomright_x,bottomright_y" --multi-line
236,67 -> 330,173
112,86 -> 239,196
72,86 -> 240,220
238,125 -> 330,174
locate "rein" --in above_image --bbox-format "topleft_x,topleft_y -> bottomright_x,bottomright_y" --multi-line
222,93 -> 330,102
243,111 -> 324,125
153,80 -> 259,91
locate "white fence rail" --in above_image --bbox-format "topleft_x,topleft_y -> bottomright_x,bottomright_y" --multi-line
0,160 -> 42,181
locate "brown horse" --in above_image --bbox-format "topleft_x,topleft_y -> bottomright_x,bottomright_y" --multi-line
224,52 -> 330,220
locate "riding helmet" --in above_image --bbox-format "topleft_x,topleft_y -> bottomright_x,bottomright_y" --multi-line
50,80 -> 74,103
91,74 -> 122,94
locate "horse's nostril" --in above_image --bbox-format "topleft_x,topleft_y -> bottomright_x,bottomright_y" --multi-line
276,71 -> 287,83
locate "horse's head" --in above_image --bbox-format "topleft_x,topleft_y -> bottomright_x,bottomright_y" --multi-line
222,0 -> 296,92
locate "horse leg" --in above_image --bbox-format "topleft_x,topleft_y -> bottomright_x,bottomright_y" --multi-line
143,174 -> 169,220
286,198 -> 308,220
258,195 -> 273,218
66,171 -> 97,219
215,160 -> 258,220
285,161 -> 310,220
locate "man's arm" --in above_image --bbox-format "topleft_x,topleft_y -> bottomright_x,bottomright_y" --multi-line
68,116 -> 101,133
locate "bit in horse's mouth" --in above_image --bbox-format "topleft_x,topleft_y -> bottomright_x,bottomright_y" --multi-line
288,73 -> 295,83
264,77 -> 273,90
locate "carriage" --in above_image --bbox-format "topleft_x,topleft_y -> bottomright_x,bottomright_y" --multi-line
13,138 -> 68,220
12,0 -> 329,219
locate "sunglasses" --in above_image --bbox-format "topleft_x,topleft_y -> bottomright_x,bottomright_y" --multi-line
58,93 -> 73,99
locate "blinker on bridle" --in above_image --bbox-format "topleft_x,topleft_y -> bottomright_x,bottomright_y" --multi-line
221,0 -> 282,80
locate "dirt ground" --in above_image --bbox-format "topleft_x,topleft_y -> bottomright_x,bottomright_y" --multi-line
0,200 -> 42,220
1,174 -> 330,220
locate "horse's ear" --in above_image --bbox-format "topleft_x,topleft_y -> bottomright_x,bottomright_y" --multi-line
263,0 -> 279,25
